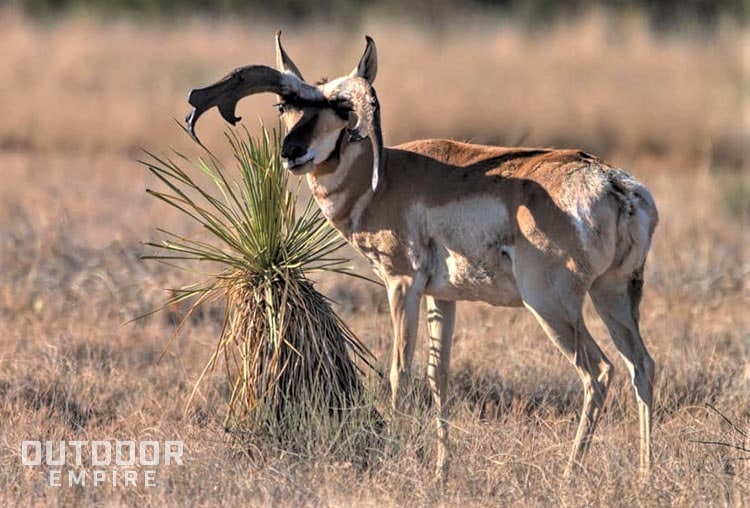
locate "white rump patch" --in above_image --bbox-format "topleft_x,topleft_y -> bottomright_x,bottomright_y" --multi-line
558,167 -> 609,247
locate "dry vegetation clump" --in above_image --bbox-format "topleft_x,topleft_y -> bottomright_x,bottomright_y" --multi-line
141,126 -> 380,450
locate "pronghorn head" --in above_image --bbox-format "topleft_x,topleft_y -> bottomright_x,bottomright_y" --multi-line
186,33 -> 383,191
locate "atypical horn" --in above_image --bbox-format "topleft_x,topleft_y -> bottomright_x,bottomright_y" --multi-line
185,64 -> 323,142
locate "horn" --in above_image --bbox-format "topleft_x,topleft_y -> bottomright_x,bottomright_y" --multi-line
334,77 -> 383,192
185,64 -> 322,142
275,31 -> 305,79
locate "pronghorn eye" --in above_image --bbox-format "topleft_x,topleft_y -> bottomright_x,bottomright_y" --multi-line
334,106 -> 352,120
275,103 -> 286,115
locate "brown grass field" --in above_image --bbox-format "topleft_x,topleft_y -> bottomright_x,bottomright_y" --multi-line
0,8 -> 748,506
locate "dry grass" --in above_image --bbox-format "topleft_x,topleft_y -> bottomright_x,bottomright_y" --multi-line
0,8 -> 748,507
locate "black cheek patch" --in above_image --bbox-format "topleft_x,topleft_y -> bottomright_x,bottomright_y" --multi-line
285,110 -> 318,147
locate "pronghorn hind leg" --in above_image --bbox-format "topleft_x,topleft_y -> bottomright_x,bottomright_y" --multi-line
425,296 -> 456,482
516,265 -> 613,474
529,306 -> 613,474
590,270 -> 655,474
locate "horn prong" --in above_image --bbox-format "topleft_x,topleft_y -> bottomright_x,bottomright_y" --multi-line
185,107 -> 200,143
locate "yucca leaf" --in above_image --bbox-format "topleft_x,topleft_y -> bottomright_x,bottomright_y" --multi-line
143,123 -> 380,445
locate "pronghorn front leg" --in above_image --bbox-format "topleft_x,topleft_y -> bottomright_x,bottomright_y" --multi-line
426,296 -> 456,481
387,274 -> 426,412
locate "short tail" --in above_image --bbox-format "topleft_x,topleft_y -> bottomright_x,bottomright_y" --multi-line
628,266 -> 645,323
608,169 -> 659,279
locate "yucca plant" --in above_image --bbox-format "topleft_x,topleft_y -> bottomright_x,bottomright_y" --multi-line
141,125 -> 377,441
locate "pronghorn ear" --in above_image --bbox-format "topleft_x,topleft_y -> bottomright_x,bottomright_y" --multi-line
348,36 -> 377,84
275,31 -> 305,80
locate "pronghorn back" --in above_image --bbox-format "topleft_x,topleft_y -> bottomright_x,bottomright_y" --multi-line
346,139 -> 658,306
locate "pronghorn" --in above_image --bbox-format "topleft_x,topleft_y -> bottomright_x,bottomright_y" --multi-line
186,33 -> 659,479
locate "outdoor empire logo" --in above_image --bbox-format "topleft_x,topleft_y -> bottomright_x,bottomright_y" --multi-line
21,440 -> 184,487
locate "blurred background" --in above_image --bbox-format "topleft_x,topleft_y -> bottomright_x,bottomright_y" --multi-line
0,0 -> 747,172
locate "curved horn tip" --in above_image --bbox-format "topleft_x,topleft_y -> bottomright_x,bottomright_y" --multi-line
185,108 -> 199,142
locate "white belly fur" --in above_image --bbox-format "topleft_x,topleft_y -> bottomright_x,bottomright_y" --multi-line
409,197 -> 522,306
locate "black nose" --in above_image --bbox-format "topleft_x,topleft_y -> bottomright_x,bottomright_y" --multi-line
281,144 -> 306,161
